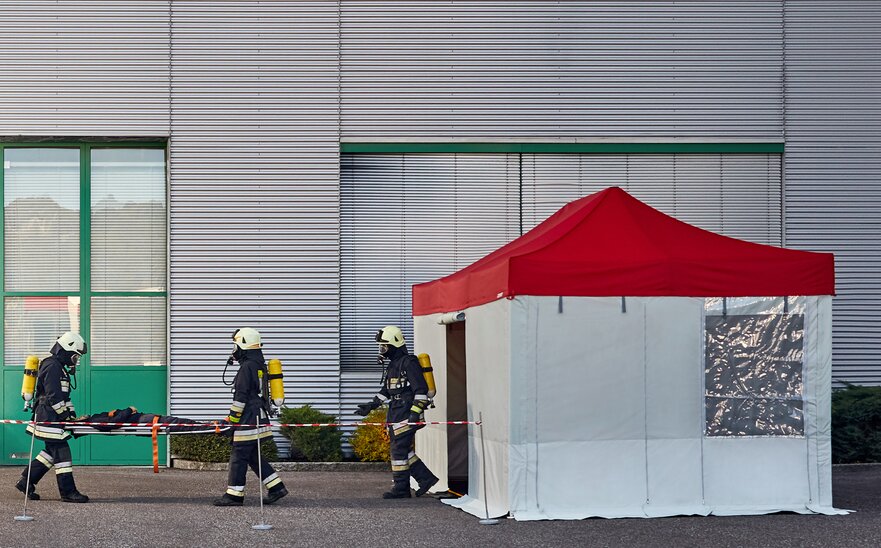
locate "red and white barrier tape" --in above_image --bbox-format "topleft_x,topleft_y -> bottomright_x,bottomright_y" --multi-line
0,419 -> 478,428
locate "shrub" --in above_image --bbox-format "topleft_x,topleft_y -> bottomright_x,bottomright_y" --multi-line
350,408 -> 390,462
170,433 -> 279,463
279,405 -> 343,462
832,384 -> 881,464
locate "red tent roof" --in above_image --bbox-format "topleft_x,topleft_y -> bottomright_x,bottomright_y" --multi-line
412,187 -> 834,316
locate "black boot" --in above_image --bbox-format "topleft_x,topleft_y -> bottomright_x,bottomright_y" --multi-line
409,459 -> 439,497
382,471 -> 412,499
415,476 -> 439,497
15,478 -> 40,501
213,493 -> 244,506
57,472 -> 89,503
262,484 -> 288,505
61,491 -> 89,503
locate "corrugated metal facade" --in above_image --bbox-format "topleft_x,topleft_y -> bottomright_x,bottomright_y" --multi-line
340,0 -> 784,140
168,1 -> 342,424
784,2 -> 881,385
0,1 -> 170,135
0,1 -> 879,454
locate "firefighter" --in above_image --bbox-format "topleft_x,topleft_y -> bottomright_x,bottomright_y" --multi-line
355,326 -> 439,499
15,332 -> 89,503
213,327 -> 288,506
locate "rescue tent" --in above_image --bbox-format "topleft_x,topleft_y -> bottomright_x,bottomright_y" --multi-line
412,186 -> 843,520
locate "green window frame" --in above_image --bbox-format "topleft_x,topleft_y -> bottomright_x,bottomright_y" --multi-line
1,141 -> 168,465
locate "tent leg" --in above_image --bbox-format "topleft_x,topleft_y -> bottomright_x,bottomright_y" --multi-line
478,412 -> 499,525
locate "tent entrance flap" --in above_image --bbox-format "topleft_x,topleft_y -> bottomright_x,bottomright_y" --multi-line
446,321 -> 468,494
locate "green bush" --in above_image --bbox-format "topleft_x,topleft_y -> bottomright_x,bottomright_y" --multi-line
279,405 -> 343,462
170,433 -> 279,463
350,408 -> 390,462
832,384 -> 881,464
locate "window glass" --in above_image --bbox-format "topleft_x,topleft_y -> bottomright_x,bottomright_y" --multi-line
90,296 -> 165,366
4,148 -> 80,291
705,297 -> 805,437
4,296 -> 80,366
91,149 -> 166,291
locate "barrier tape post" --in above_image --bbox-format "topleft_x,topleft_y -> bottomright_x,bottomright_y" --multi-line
151,416 -> 160,474
252,425 -> 272,531
477,412 -> 499,526
14,418 -> 38,522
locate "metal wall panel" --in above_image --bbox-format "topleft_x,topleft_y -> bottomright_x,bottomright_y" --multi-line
784,2 -> 881,385
339,153 -> 520,424
0,1 -> 170,135
340,0 -> 784,141
168,2 -> 342,422
522,154 -> 783,246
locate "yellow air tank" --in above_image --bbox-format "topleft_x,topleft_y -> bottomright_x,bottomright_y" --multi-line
267,358 -> 285,407
417,353 -> 437,400
21,355 -> 40,402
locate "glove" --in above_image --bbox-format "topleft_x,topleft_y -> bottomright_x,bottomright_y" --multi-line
408,412 -> 422,424
355,403 -> 373,417
355,397 -> 381,417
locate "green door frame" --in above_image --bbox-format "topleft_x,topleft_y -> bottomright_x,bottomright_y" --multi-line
1,141 -> 168,465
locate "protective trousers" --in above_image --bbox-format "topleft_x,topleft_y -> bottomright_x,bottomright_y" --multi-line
19,440 -> 80,496
388,424 -> 437,494
225,440 -> 283,500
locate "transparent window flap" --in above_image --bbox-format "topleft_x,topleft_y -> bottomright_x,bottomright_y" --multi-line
704,298 -> 805,437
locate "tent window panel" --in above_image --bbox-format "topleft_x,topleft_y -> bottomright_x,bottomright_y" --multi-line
704,313 -> 805,437
705,397 -> 804,437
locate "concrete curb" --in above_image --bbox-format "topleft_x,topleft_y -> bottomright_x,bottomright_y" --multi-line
171,458 -> 388,472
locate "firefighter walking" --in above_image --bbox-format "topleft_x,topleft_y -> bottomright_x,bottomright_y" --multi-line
213,327 -> 288,506
355,325 -> 439,499
16,332 -> 90,503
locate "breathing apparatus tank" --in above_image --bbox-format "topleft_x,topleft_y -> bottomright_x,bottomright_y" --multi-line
21,355 -> 40,408
417,353 -> 437,400
267,358 -> 285,407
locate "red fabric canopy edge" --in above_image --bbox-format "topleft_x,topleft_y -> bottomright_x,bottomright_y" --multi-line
412,187 -> 835,316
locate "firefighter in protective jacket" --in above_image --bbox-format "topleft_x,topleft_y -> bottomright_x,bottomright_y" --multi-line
16,332 -> 89,503
213,327 -> 288,506
355,326 -> 439,498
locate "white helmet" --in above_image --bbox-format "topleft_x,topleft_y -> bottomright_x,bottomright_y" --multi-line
232,327 -> 262,350
375,326 -> 405,348
55,332 -> 87,356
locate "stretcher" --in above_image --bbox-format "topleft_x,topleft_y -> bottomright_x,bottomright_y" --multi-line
64,407 -> 232,437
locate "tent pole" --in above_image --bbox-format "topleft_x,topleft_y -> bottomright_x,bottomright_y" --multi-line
478,411 -> 499,525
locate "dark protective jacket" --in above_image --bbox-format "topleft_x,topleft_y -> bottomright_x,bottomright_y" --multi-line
227,348 -> 271,442
378,345 -> 429,423
26,355 -> 75,441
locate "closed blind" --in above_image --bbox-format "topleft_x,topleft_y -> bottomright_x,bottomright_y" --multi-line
340,153 -> 520,373
3,148 -> 80,291
522,153 -> 782,246
91,148 -> 167,292
91,296 -> 166,366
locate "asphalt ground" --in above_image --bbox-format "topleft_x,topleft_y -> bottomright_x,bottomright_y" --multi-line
0,465 -> 879,548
